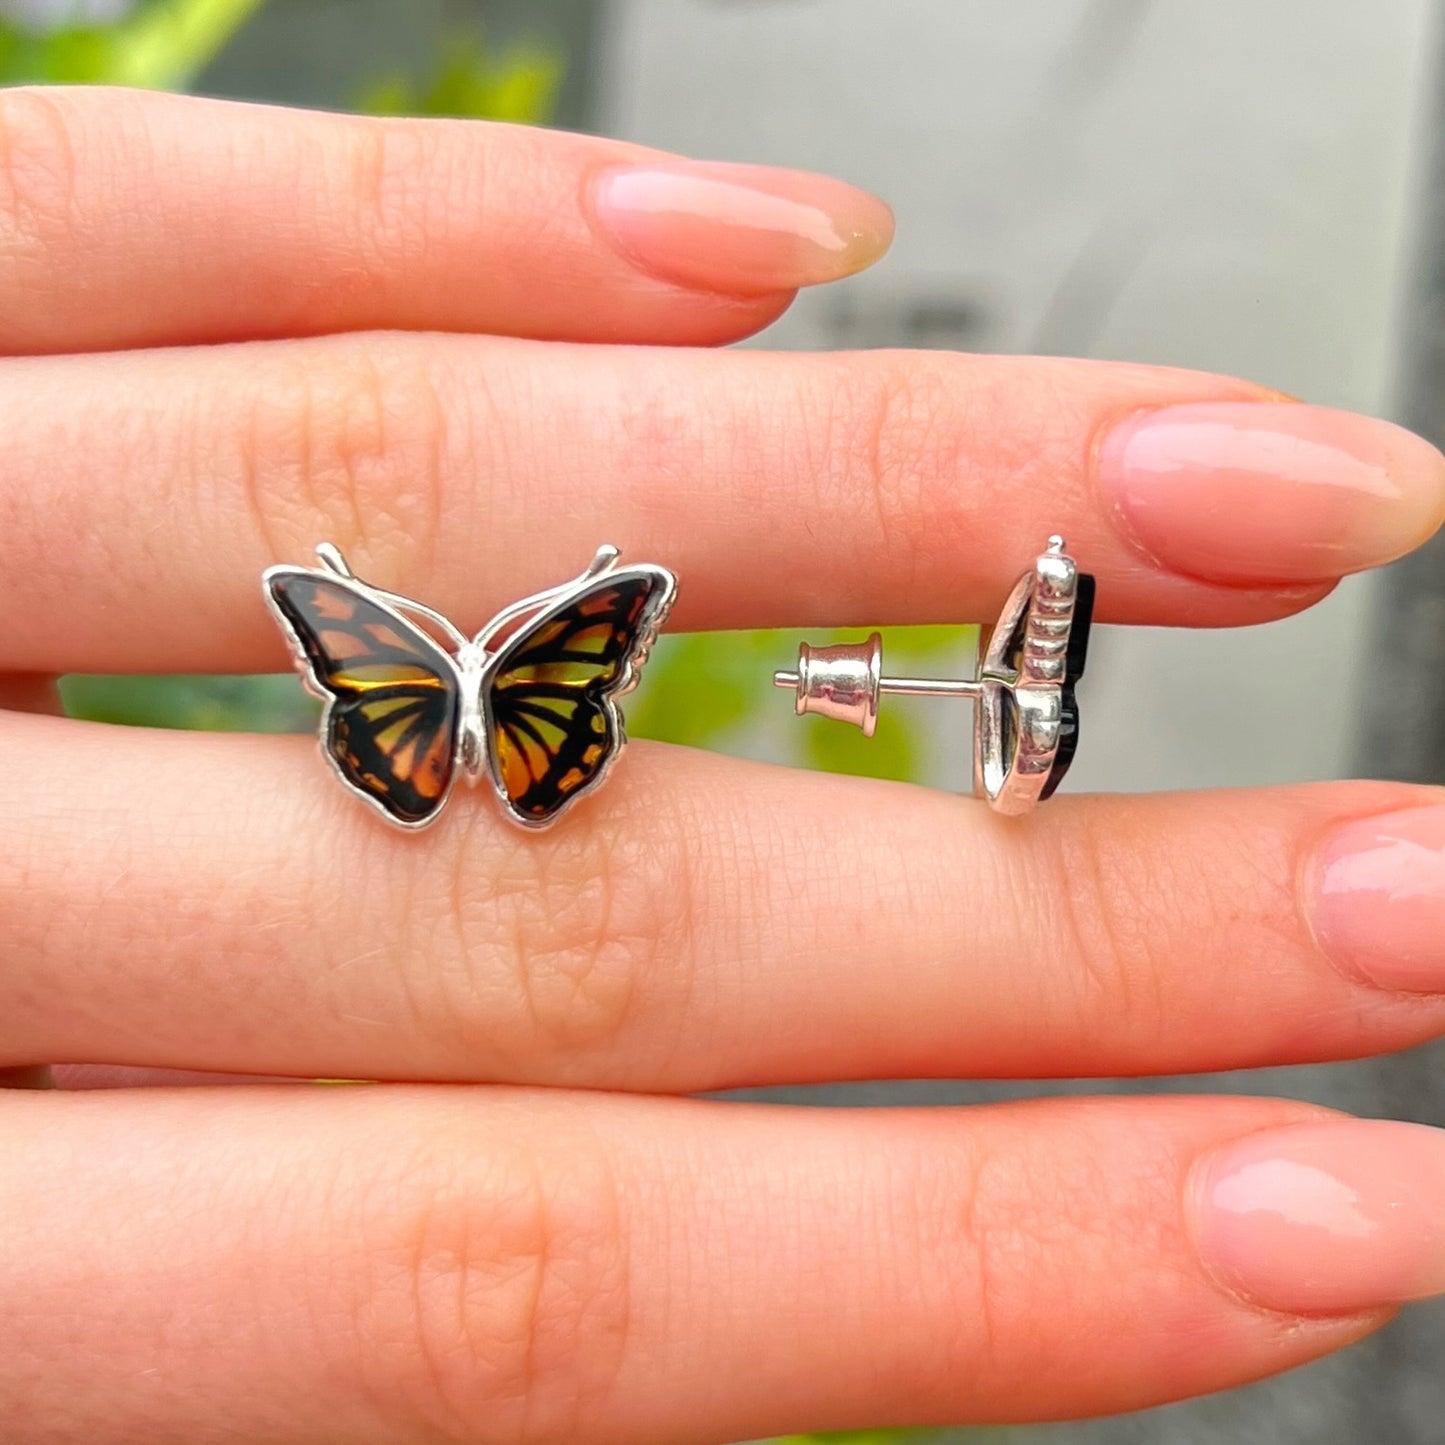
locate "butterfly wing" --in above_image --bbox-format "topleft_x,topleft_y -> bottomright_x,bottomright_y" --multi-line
483,567 -> 675,826
265,569 -> 461,827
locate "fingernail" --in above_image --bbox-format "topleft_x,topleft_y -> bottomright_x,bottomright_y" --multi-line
1098,403 -> 1445,583
589,161 -> 894,295
1309,804 -> 1445,993
1193,1120 -> 1445,1314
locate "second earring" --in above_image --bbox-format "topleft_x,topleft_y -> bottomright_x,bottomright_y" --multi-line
773,536 -> 1094,815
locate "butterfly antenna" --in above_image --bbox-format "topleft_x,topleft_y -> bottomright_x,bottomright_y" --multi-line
315,543 -> 357,580
584,545 -> 621,579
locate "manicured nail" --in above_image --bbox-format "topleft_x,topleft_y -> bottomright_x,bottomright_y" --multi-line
1309,804 -> 1445,993
1193,1120 -> 1445,1314
1098,403 -> 1445,583
589,161 -> 894,295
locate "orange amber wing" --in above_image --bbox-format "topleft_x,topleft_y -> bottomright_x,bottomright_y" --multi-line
485,570 -> 672,825
267,571 -> 460,827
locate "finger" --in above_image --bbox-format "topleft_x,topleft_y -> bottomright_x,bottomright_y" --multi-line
0,87 -> 895,353
5,340 -> 1444,672
10,1087 -> 1439,1442
5,714 -> 1445,1087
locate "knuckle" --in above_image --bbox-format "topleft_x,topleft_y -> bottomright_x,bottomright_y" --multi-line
962,1133 -> 1127,1364
344,118 -> 449,282
0,87 -> 79,265
236,340 -> 450,580
1047,811 -> 1171,1032
830,354 -> 975,564
362,1130 -> 629,1442
927,1122 -> 1184,1387
344,115 -> 555,278
439,801 -> 696,1074
957,1145 -> 1036,1364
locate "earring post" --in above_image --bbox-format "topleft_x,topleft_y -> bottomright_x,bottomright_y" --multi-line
875,675 -> 986,700
773,670 -> 985,700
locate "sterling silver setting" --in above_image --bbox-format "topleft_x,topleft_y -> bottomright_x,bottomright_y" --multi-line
773,536 -> 1094,815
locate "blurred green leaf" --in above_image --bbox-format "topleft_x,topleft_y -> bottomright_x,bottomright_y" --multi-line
107,0 -> 269,89
60,674 -> 315,732
0,0 -> 270,87
0,17 -> 116,83
357,31 -> 562,123
625,630 -> 782,753
0,3 -> 564,123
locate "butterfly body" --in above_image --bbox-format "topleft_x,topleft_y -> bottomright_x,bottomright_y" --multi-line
265,546 -> 676,831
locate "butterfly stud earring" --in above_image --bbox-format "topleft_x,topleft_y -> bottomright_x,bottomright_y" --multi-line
264,544 -> 677,830
773,536 -> 1094,815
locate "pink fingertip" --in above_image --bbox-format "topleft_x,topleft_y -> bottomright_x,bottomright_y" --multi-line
588,160 -> 894,296
1192,1120 -> 1445,1315
1098,403 -> 1445,583
1309,803 -> 1445,994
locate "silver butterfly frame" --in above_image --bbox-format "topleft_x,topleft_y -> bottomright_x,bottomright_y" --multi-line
263,543 -> 678,832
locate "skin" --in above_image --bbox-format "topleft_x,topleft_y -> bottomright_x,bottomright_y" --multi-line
4,87 -> 1445,1444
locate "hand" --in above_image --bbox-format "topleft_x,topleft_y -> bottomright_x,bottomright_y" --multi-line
5,87 -> 1445,1445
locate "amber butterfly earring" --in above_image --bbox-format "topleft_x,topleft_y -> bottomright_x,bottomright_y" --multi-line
264,544 -> 677,830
